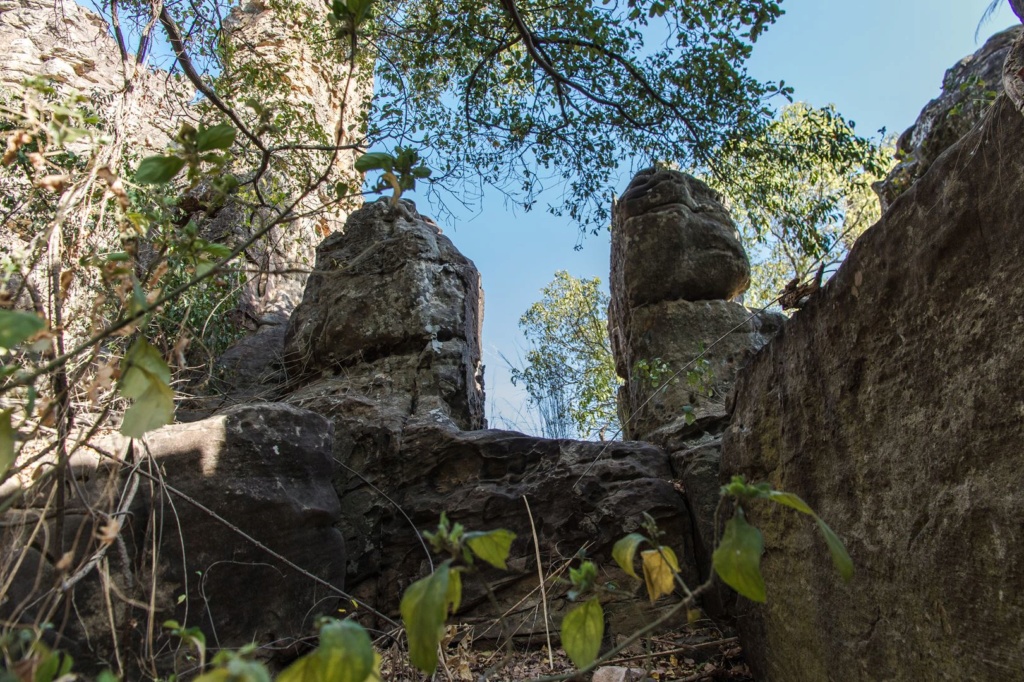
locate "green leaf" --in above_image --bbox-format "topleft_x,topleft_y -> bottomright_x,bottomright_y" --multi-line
119,339 -> 174,437
280,619 -> 374,682
0,410 -> 14,481
611,533 -> 647,579
400,562 -> 451,674
135,155 -> 186,184
196,123 -> 236,152
640,546 -> 679,602
120,381 -> 174,438
354,152 -> 394,173
464,529 -> 516,569
0,310 -> 45,351
196,258 -> 216,278
202,243 -> 234,259
561,598 -> 603,669
34,649 -> 73,682
815,516 -> 854,581
766,490 -> 814,515
712,508 -> 766,603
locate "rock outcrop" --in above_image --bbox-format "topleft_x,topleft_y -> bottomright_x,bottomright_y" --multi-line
0,0 -> 186,151
720,59 -> 1024,680
322,418 -> 700,639
608,169 -> 782,582
283,199 -> 486,430
874,25 -> 1022,210
0,404 -> 346,675
275,198 -> 701,636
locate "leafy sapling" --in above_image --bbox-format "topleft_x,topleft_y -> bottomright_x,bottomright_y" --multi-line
401,513 -> 515,674
561,560 -> 604,668
353,146 -> 432,208
713,475 -> 853,603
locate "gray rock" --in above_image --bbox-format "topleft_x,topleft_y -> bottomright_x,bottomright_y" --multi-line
284,199 -> 486,430
611,298 -> 781,448
137,404 -> 346,671
1005,28 -> 1024,113
721,95 -> 1024,680
874,26 -> 1023,211
0,404 -> 346,676
611,169 -> 750,307
313,412 -> 698,641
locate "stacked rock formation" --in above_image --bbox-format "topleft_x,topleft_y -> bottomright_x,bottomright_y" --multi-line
608,168 -> 783,576
720,33 -> 1024,681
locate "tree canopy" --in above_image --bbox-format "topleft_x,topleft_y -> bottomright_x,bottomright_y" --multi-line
706,103 -> 893,307
509,271 -> 620,440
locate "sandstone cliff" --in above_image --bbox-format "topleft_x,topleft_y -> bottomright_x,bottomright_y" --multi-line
720,31 -> 1024,681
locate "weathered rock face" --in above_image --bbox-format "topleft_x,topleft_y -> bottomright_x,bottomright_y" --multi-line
284,200 -> 486,430
611,169 -> 750,309
0,0 -> 185,150
1006,28 -> 1024,112
142,404 -> 346,660
215,0 -> 367,327
612,299 -> 783,450
264,197 -> 709,641
301,404 -> 700,640
720,86 -> 1024,681
874,25 -> 1022,211
0,404 -> 346,675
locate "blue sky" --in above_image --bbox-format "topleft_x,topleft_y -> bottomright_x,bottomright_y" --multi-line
422,0 -> 1019,433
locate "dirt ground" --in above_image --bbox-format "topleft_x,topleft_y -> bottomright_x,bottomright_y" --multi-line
377,619 -> 753,681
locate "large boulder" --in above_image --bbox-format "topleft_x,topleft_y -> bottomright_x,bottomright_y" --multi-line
0,404 -> 346,676
611,169 -> 750,308
874,25 -> 1023,210
720,88 -> 1024,680
611,298 -> 782,449
284,199 -> 486,430
141,404 -> 346,668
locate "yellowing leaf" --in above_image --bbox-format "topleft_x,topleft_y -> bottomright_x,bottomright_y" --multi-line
464,529 -> 516,569
712,508 -> 766,603
400,563 -> 450,673
640,546 -> 680,602
561,598 -> 603,669
446,568 -> 462,614
0,410 -> 13,481
612,532 -> 647,579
